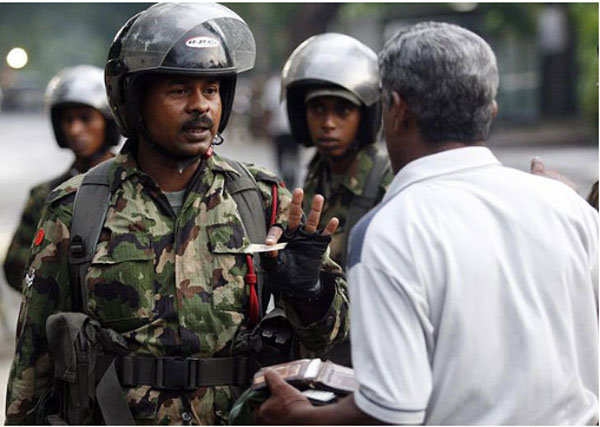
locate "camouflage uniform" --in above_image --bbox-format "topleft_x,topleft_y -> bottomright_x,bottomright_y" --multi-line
303,145 -> 394,269
6,140 -> 349,425
3,167 -> 77,292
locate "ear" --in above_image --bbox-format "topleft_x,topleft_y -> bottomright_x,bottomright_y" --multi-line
491,100 -> 498,119
389,91 -> 410,130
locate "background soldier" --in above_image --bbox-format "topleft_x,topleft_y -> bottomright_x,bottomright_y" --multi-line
282,33 -> 394,271
3,65 -> 118,292
5,3 -> 348,425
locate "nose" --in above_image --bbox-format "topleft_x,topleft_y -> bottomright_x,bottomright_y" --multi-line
321,112 -> 336,131
186,87 -> 210,114
65,118 -> 85,138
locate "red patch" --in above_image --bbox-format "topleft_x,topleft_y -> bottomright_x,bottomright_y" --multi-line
34,229 -> 45,246
204,146 -> 214,158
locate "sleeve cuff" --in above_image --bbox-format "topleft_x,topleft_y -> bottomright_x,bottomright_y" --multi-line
354,387 -> 426,425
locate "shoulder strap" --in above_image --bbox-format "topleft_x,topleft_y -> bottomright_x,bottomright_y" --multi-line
342,146 -> 390,267
222,159 -> 269,245
221,158 -> 273,318
68,159 -> 114,313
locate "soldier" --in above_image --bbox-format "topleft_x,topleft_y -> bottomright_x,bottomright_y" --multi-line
5,3 -> 348,425
281,33 -> 394,271
3,65 -> 119,292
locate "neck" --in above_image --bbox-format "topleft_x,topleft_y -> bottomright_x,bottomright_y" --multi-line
136,137 -> 202,192
325,151 -> 358,175
74,150 -> 113,173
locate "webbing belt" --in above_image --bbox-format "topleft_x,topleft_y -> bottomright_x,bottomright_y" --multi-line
117,356 -> 251,389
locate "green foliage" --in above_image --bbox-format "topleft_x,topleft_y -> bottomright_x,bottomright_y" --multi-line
569,3 -> 599,130
480,4 -> 540,37
0,3 -> 150,85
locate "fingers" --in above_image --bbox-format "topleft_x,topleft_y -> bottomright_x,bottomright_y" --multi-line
265,225 -> 284,258
264,370 -> 306,401
287,188 -> 304,231
305,194 -> 324,233
265,226 -> 283,245
530,157 -> 545,175
321,217 -> 339,236
264,369 -> 288,391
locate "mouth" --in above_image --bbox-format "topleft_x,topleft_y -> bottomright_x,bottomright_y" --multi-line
316,137 -> 340,148
181,125 -> 212,141
69,139 -> 88,149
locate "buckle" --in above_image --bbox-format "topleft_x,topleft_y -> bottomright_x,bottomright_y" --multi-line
155,358 -> 200,390
156,358 -> 188,389
70,235 -> 85,258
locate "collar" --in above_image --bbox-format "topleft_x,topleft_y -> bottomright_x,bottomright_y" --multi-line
383,146 -> 501,202
109,140 -> 240,189
307,146 -> 377,196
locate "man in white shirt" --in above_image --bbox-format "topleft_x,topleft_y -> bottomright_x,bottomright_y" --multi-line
256,22 -> 598,425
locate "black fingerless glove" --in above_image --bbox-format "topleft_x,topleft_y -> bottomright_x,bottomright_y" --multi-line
262,226 -> 331,300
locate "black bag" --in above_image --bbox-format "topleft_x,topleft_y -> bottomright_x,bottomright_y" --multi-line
39,312 -> 133,425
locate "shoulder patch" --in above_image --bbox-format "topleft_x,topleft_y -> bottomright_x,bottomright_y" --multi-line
45,174 -> 84,205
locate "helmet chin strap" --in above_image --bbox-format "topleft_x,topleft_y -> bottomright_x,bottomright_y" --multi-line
140,122 -> 220,173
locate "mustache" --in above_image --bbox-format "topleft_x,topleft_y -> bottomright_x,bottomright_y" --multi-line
181,114 -> 214,131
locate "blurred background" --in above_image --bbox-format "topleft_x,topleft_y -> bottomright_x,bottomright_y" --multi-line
0,3 -> 597,422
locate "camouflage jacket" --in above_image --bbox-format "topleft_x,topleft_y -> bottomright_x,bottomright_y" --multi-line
6,141 -> 349,425
3,166 -> 78,292
303,144 -> 394,269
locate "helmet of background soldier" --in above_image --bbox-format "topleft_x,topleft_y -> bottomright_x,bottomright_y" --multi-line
105,2 -> 256,139
281,33 -> 381,147
45,65 -> 120,149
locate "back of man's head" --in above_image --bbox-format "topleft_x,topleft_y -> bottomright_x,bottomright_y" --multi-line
379,22 -> 498,145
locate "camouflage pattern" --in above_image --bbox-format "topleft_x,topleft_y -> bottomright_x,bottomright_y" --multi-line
3,167 -> 77,292
5,140 -> 349,425
302,144 -> 394,269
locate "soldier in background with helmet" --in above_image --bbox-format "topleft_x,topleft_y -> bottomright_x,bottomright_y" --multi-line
281,34 -> 393,367
5,3 -> 348,425
282,33 -> 394,272
3,65 -> 119,292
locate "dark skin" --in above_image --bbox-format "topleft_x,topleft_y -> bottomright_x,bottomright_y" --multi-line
139,75 -> 221,191
60,105 -> 113,172
137,73 -> 339,268
257,370 -> 381,425
257,90 -> 500,425
306,96 -> 361,175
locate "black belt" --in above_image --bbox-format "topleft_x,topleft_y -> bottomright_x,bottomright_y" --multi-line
117,356 -> 252,390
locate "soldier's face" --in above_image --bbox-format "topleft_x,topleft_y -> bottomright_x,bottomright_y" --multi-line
306,96 -> 361,158
141,75 -> 221,158
60,106 -> 107,158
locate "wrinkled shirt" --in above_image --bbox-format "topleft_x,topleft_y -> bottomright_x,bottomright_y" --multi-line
6,141 -> 349,425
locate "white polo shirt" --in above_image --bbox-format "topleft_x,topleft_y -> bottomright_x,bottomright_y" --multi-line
348,146 -> 598,425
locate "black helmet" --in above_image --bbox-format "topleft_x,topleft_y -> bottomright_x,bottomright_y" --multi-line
105,2 -> 256,139
281,33 -> 381,147
45,65 -> 120,149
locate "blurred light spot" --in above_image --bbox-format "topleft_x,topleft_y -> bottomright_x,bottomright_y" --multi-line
6,47 -> 28,69
450,3 -> 478,12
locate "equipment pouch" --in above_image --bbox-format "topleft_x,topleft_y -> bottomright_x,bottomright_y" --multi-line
232,308 -> 299,371
45,312 -> 133,425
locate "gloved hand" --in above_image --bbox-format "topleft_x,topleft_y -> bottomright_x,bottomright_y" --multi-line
263,188 -> 339,301
262,226 -> 331,299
